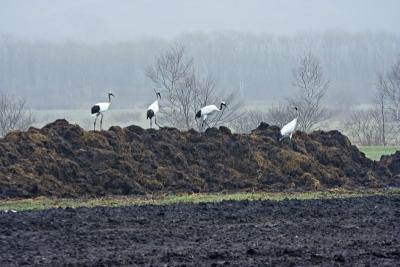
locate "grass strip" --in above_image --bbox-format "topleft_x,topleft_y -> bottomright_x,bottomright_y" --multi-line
1,188 -> 399,212
358,146 -> 399,161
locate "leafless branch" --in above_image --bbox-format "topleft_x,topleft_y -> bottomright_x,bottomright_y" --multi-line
146,44 -> 242,131
289,52 -> 330,132
0,95 -> 35,136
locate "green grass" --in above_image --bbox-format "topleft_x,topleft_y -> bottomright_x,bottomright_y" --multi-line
1,189 -> 399,212
358,146 -> 399,161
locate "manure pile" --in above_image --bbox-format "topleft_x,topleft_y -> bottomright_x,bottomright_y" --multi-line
0,119 -> 398,198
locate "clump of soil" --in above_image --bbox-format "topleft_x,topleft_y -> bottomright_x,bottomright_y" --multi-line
0,120 -> 398,198
379,151 -> 400,181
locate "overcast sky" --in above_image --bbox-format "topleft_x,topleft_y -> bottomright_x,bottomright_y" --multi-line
1,0 -> 399,42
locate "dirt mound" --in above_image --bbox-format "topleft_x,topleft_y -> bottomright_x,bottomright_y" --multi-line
379,151 -> 400,180
0,120 -> 398,198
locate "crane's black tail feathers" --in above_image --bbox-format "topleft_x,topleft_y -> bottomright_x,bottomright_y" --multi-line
147,109 -> 155,120
91,105 -> 100,115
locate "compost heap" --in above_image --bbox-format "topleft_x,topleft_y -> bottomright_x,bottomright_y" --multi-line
0,119 -> 398,198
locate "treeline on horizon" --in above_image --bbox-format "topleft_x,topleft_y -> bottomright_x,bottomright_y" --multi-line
0,31 -> 399,109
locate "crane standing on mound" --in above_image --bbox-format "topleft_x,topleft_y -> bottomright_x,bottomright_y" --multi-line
147,92 -> 161,128
195,101 -> 227,130
279,106 -> 299,145
91,92 -> 115,131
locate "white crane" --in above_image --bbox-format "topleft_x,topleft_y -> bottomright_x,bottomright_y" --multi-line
279,107 -> 299,144
147,92 -> 161,128
195,101 -> 227,129
91,92 -> 115,131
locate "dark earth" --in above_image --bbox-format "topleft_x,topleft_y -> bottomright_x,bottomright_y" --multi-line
0,120 -> 399,199
1,195 -> 399,266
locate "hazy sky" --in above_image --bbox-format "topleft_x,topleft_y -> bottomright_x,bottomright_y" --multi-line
1,0 -> 399,42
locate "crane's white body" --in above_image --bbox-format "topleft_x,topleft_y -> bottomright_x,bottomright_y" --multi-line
200,104 -> 220,118
148,100 -> 159,114
280,118 -> 297,139
91,102 -> 111,116
147,92 -> 162,128
91,92 -> 114,131
196,102 -> 227,130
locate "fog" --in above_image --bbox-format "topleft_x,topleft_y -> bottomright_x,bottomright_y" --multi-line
1,32 -> 398,108
0,0 -> 399,132
1,0 -> 399,42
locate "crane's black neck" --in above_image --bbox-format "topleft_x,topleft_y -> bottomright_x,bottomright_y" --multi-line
195,110 -> 202,119
294,107 -> 299,118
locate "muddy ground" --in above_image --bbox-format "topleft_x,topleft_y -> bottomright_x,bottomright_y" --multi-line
0,195 -> 399,266
1,120 -> 399,198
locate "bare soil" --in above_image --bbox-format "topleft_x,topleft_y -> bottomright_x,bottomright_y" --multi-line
0,195 -> 399,266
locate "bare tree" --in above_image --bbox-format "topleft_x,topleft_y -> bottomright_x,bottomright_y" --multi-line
145,45 -> 195,129
146,44 -> 242,131
374,84 -> 387,146
0,95 -> 35,136
344,105 -> 398,146
377,58 -> 400,136
289,52 -> 330,132
345,110 -> 380,146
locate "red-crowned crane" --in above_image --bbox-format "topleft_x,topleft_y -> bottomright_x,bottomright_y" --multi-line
279,107 -> 299,144
91,92 -> 115,131
195,101 -> 227,129
147,92 -> 161,128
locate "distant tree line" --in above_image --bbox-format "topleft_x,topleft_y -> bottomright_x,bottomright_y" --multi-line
0,32 -> 399,109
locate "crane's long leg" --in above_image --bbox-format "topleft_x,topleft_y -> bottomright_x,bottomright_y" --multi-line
100,113 -> 104,130
94,114 -> 99,131
150,118 -> 153,129
201,115 -> 210,131
205,120 -> 211,129
154,115 -> 162,128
